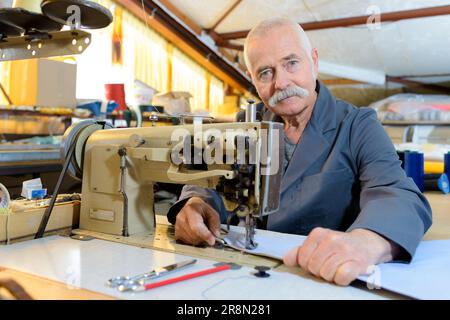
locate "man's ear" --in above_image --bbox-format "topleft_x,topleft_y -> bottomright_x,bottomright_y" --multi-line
311,48 -> 319,77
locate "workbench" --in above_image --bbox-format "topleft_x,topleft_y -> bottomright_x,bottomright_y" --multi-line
0,192 -> 448,300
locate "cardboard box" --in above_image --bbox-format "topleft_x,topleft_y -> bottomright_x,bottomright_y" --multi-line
153,91 -> 192,115
9,59 -> 77,108
210,95 -> 239,117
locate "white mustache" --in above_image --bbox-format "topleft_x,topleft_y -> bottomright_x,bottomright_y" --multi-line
268,86 -> 310,108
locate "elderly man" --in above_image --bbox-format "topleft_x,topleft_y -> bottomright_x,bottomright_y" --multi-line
167,18 -> 432,286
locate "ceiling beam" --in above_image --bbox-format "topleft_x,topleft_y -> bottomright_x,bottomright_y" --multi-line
394,73 -> 450,79
157,0 -> 202,35
208,0 -> 242,32
155,0 -> 246,71
115,0 -> 254,94
206,1 -> 245,60
386,76 -> 450,94
320,78 -> 365,86
217,41 -> 244,51
208,29 -> 244,52
218,4 -> 450,40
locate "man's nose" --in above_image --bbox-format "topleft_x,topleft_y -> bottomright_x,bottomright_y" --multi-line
273,68 -> 291,91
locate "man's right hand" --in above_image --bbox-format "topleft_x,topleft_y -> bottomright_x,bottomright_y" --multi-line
174,197 -> 221,246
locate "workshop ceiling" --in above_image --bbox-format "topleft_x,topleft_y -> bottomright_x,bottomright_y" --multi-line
167,0 -> 450,86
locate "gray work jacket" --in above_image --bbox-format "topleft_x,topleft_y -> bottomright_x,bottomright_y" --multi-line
168,81 -> 432,261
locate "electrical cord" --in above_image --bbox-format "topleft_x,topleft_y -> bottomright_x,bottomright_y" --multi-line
34,136 -> 78,239
34,121 -> 108,239
34,120 -> 111,238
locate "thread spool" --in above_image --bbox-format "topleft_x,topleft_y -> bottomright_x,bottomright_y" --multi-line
254,266 -> 270,278
397,151 -> 405,169
404,151 -> 424,192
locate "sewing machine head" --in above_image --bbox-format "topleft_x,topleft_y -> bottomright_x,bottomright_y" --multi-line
63,116 -> 284,249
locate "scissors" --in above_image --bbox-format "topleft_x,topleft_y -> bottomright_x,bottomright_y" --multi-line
107,259 -> 197,291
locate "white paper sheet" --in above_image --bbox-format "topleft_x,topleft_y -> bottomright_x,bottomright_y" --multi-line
358,239 -> 450,300
224,228 -> 450,300
223,228 -> 306,260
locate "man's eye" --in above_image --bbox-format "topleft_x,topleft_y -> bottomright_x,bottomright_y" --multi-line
286,60 -> 300,71
259,69 -> 273,81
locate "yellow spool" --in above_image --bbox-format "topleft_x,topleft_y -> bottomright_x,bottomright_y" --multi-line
424,161 -> 444,174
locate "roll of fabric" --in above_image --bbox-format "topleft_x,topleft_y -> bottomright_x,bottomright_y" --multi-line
445,152 -> 450,180
424,161 -> 444,174
404,151 -> 424,192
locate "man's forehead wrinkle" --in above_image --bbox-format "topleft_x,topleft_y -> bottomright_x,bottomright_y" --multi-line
244,18 -> 314,71
255,54 -> 301,70
281,53 -> 302,61
248,40 -> 311,81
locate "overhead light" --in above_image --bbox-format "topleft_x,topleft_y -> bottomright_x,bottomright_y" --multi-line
1,30 -> 92,61
0,1 -> 113,62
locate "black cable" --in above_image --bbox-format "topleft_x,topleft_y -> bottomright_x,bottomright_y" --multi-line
35,136 -> 77,239
35,121 -> 109,238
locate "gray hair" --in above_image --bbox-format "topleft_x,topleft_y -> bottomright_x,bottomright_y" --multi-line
268,85 -> 310,108
244,18 -> 313,72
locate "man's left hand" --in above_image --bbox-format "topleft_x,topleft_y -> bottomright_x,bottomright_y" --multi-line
283,227 -> 398,286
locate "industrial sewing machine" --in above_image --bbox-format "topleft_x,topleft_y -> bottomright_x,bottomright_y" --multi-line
60,107 -> 284,250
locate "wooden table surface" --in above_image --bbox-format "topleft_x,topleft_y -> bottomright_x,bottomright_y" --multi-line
423,192 -> 450,240
1,192 -> 448,300
0,268 -> 113,300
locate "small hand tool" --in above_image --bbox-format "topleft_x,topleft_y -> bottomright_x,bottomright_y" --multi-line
107,259 -> 197,290
118,262 -> 240,293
